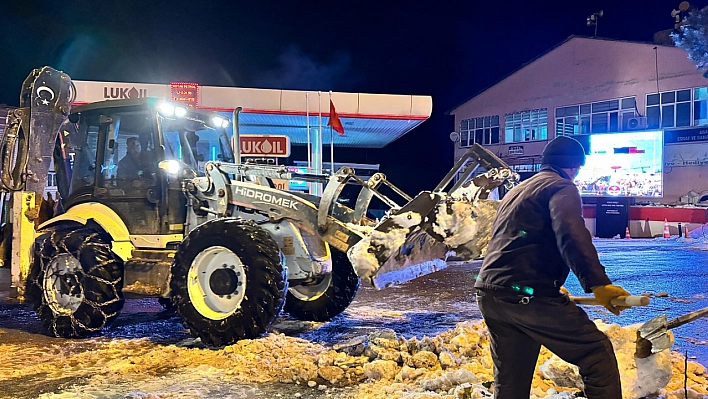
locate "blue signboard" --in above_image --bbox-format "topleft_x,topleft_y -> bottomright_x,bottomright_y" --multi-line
664,127 -> 708,144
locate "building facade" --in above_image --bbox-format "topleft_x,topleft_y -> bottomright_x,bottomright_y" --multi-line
449,36 -> 708,204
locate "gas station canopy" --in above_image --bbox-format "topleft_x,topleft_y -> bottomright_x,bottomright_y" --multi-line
72,81 -> 432,148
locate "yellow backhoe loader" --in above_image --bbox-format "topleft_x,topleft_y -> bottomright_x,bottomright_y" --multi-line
0,66 -> 518,346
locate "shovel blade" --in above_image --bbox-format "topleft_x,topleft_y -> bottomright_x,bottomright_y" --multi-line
638,314 -> 667,338
636,330 -> 674,358
635,314 -> 672,358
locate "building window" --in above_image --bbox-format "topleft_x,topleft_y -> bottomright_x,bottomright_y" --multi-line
555,97 -> 636,135
695,87 -> 708,126
459,115 -> 500,147
504,109 -> 547,143
646,88 -> 706,129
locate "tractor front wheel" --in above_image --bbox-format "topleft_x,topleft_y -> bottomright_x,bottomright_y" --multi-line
170,219 -> 287,346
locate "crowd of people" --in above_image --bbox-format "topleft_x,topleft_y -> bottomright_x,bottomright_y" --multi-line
575,174 -> 662,197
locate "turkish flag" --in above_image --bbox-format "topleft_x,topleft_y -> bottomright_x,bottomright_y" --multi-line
327,100 -> 345,136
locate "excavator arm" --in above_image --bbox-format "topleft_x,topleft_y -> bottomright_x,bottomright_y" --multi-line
1,66 -> 74,195
0,67 -> 74,296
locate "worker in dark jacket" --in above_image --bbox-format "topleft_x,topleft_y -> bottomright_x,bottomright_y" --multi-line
474,135 -> 631,399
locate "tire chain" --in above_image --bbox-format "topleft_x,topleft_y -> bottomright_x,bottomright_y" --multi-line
28,228 -> 123,337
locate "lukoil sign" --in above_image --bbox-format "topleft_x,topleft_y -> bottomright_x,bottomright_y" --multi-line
103,86 -> 149,99
239,135 -> 291,157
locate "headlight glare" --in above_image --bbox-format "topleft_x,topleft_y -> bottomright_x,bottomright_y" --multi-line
158,103 -> 176,118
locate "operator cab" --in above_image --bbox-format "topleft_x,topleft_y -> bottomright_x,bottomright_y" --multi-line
55,98 -> 233,235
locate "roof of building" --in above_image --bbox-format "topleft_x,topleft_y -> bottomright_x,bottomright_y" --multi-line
72,81 -> 432,148
446,35 -> 678,116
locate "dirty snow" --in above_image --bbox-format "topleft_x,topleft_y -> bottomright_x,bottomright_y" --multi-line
431,198 -> 499,260
2,318 -> 706,399
347,211 -> 422,280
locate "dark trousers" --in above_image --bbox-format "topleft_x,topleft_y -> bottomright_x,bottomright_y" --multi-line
476,290 -> 622,399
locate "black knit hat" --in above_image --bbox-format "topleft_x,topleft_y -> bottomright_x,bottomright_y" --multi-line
541,136 -> 586,168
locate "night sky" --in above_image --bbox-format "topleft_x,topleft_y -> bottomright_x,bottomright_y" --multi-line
1,0 -> 705,195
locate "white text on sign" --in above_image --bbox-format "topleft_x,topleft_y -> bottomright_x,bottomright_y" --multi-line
240,135 -> 291,157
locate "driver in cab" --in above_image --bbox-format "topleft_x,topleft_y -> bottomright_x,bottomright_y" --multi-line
117,137 -> 155,189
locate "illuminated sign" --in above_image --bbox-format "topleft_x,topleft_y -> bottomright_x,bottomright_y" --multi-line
170,82 -> 199,108
240,135 -> 291,157
103,87 -> 148,99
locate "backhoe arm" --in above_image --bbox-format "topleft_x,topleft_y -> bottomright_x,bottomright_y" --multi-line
0,66 -> 74,196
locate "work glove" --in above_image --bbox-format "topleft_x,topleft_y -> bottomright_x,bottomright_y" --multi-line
592,284 -> 631,315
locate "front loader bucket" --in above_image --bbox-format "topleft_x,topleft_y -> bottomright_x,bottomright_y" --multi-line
344,143 -> 516,290
346,190 -> 503,290
368,228 -> 450,289
347,192 -> 448,289
423,197 -> 500,261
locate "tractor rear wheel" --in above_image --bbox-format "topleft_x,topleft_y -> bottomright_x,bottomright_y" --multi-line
26,227 -> 125,337
170,218 -> 287,346
284,248 -> 360,322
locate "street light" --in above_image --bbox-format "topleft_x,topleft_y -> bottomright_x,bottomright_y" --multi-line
587,10 -> 603,37
672,1 -> 690,29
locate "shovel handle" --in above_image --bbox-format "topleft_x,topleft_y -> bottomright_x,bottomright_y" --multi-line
570,295 -> 650,307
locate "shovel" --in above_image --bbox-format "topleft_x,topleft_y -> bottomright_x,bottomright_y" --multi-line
570,295 -> 650,307
635,306 -> 708,358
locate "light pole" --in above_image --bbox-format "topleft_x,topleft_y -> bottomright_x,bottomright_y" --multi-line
449,131 -> 460,183
587,10 -> 603,37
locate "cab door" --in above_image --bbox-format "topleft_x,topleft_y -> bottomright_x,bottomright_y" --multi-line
90,107 -> 165,235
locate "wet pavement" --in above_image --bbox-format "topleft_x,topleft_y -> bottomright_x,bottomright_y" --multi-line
576,238 -> 708,364
0,238 -> 707,398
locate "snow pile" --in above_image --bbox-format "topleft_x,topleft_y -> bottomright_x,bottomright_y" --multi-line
539,322 -> 674,398
661,353 -> 708,399
3,320 -> 707,399
431,198 -> 499,260
348,320 -> 706,399
348,211 -> 422,280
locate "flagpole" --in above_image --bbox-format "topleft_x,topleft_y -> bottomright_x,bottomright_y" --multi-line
329,91 -> 334,175
314,91 -> 323,196
306,92 -> 311,170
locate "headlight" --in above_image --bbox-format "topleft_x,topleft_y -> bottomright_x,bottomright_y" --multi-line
212,116 -> 229,128
158,160 -> 182,175
159,103 -> 189,119
158,103 -> 176,118
174,106 -> 188,117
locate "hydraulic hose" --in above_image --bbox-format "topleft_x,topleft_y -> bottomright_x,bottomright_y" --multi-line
0,115 -> 27,192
